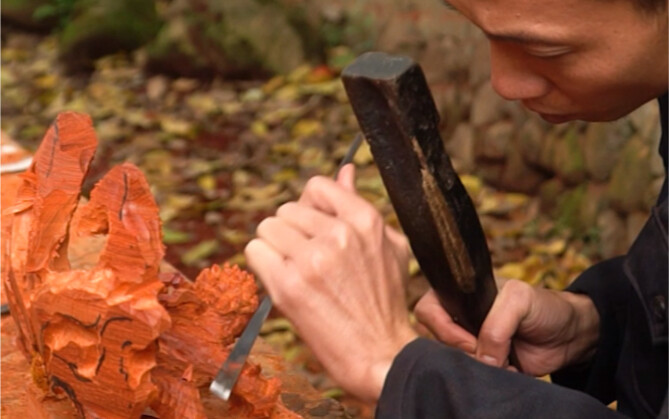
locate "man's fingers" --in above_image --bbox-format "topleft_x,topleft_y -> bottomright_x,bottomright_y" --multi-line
297,175 -> 374,224
256,216 -> 310,258
476,279 -> 533,367
244,238 -> 300,307
276,202 -> 337,239
244,239 -> 284,293
297,176 -> 338,210
414,289 -> 477,353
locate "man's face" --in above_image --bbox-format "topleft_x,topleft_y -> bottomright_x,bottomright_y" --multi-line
447,0 -> 668,122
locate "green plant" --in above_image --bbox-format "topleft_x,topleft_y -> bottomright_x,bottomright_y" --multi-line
33,0 -> 79,29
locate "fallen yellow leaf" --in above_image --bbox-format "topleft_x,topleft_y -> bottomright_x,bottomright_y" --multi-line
197,174 -> 217,192
160,117 -> 195,137
251,120 -> 269,137
181,239 -> 219,266
291,119 -> 323,139
532,239 -> 567,256
220,227 -> 250,245
495,262 -> 525,281
353,141 -> 374,165
461,174 -> 483,197
262,75 -> 285,94
287,64 -> 312,83
274,84 -> 300,102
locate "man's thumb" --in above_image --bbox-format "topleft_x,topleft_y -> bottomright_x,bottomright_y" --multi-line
336,163 -> 356,191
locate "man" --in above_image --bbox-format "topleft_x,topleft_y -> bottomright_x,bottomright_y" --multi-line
244,0 -> 668,416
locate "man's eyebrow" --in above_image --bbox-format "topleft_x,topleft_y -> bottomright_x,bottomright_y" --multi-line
440,1 -> 568,46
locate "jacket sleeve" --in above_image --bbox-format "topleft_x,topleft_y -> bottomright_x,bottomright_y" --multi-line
376,338 -> 627,419
551,256 -> 632,404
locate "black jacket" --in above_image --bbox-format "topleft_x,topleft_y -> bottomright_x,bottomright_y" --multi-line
376,94 -> 668,419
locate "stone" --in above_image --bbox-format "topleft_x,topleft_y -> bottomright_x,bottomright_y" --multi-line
582,120 -> 632,182
649,147 -> 666,178
628,100 -> 660,142
376,13 -> 427,57
437,85 -> 472,135
518,117 -> 547,169
552,124 -> 587,186
474,121 -> 513,161
536,129 -> 560,174
498,145 -> 548,194
470,81 -> 506,127
145,0 -> 331,79
626,211 -> 649,248
58,0 -> 162,72
1,0 -> 55,30
503,99 -> 533,127
554,184 -> 587,232
420,22 -> 479,86
146,76 -> 170,102
444,123 -> 475,172
538,178 -> 566,214
579,182 -> 608,229
469,37 -> 491,89
644,177 -> 666,209
144,17 -> 217,79
477,162 -> 505,189
204,1 -> 306,76
597,209 -> 628,258
607,134 -> 654,213
478,158 -> 545,195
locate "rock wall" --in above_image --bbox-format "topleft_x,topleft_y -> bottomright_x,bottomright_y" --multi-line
341,0 -> 664,257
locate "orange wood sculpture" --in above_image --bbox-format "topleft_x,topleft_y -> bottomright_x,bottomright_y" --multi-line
1,112 -> 292,418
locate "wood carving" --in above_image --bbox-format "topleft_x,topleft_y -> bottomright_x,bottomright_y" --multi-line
1,112 -> 294,418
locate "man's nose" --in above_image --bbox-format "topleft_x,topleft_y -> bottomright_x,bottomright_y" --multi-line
489,42 -> 551,101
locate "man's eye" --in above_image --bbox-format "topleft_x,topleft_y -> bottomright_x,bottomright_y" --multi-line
525,46 -> 572,58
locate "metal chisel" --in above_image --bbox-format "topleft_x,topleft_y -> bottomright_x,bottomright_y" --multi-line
209,295 -> 272,400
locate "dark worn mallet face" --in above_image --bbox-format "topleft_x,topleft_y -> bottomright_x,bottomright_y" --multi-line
342,51 -> 497,336
343,53 -> 414,81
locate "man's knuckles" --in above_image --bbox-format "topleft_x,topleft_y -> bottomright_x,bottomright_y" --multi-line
276,201 -> 298,218
255,216 -> 281,240
326,220 -> 357,250
413,298 -> 436,325
302,176 -> 336,200
304,246 -> 340,276
350,205 -> 384,232
499,278 -> 533,302
478,328 -> 512,347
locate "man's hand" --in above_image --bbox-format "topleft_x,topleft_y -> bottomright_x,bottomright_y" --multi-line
244,164 -> 418,401
414,280 -> 600,376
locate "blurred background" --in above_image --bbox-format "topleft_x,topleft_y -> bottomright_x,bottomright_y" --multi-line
1,0 -> 664,416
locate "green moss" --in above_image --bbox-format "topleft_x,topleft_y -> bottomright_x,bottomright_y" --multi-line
3,0 -> 56,29
553,124 -> 586,185
554,184 -> 586,232
607,135 -> 653,213
58,0 -> 161,68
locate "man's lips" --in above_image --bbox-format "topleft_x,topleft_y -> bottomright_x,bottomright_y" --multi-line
521,100 -> 551,115
538,113 -> 573,123
522,101 -> 574,123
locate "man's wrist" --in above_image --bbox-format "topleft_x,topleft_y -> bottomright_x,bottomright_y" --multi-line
367,330 -> 419,401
